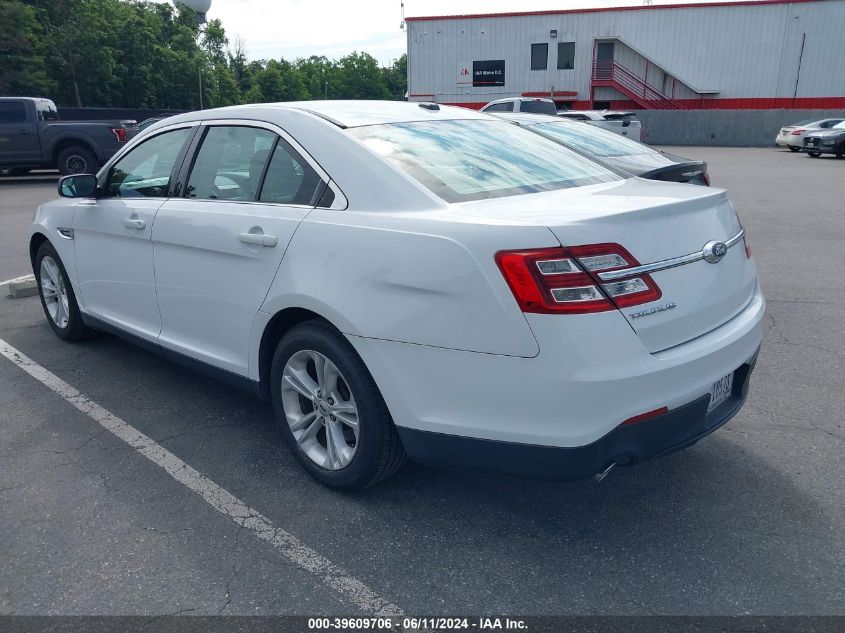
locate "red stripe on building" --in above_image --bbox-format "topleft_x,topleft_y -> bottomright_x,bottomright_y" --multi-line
405,0 -> 824,22
434,96 -> 845,111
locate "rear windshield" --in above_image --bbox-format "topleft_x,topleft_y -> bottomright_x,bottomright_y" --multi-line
533,120 -> 654,158
349,120 -> 619,203
520,100 -> 557,116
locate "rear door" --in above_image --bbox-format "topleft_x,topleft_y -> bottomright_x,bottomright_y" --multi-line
152,122 -> 327,376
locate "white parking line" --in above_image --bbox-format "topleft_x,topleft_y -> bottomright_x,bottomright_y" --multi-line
0,337 -> 404,617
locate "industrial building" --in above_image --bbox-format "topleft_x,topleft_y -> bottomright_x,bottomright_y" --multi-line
405,0 -> 845,110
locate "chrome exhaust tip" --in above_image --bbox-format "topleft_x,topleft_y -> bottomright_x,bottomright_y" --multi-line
594,462 -> 616,482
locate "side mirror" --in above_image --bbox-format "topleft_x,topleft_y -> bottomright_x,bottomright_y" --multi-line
58,174 -> 98,198
621,117 -> 631,127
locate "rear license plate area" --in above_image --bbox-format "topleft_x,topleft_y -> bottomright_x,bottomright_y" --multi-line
707,371 -> 734,413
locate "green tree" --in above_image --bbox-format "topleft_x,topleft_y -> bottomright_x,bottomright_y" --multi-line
382,53 -> 407,100
0,0 -> 54,95
334,51 -> 390,100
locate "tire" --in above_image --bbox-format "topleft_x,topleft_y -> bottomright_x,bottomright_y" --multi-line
34,241 -> 89,341
270,320 -> 406,490
56,145 -> 99,175
788,146 -> 801,152
807,151 -> 822,158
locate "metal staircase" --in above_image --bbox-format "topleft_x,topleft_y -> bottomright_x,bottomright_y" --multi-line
591,60 -> 683,110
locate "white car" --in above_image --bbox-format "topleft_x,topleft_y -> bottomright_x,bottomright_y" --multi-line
775,118 -> 844,151
557,110 -> 644,141
30,101 -> 764,490
480,97 -> 558,116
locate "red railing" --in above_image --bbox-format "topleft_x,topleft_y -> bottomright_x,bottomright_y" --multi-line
592,60 -> 683,110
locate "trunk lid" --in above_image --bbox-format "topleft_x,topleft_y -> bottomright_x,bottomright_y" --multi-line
455,178 -> 756,353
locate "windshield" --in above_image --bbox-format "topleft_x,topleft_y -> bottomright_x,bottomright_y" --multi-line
533,120 -> 654,157
349,120 -> 620,203
833,121 -> 845,130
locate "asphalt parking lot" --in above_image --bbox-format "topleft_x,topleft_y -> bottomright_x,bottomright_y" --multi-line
0,148 -> 843,618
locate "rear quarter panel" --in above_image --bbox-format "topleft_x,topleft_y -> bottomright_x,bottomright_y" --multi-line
260,208 -> 556,358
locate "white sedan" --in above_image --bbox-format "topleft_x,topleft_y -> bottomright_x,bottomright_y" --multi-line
30,101 -> 764,490
775,118 -> 844,151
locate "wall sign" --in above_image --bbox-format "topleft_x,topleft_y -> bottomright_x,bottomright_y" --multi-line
472,60 -> 505,87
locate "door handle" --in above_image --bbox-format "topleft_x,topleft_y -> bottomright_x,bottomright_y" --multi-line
238,232 -> 278,247
123,218 -> 146,230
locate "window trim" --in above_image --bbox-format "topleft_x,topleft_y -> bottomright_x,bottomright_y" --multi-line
556,41 -> 575,70
97,123 -> 199,198
530,43 -> 549,71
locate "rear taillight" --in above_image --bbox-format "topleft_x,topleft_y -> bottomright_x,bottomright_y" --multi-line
702,173 -> 711,186
790,129 -> 806,136
111,127 -> 127,143
496,243 -> 661,314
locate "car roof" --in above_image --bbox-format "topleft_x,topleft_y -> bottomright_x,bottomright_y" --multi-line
162,100 -> 491,129
486,97 -> 554,103
491,112 -> 573,125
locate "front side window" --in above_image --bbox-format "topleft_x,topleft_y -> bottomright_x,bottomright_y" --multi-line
258,138 -> 322,206
106,127 -> 190,197
557,42 -> 575,70
350,120 -> 619,203
534,120 -> 652,157
531,43 -> 548,70
0,102 -> 26,124
186,126 -> 276,201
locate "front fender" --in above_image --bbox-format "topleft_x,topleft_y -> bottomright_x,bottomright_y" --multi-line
30,199 -> 83,310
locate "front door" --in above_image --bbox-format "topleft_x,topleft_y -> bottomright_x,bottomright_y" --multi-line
73,126 -> 193,341
153,124 -> 325,376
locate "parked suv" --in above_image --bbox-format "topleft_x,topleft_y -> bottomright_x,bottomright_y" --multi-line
480,97 -> 558,116
0,97 -> 134,175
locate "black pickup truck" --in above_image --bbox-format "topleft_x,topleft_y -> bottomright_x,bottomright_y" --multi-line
0,97 -> 136,176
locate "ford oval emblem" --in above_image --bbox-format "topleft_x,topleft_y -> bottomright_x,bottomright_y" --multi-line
703,240 -> 728,264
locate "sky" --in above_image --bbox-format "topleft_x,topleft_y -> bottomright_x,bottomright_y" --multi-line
180,0 -> 769,65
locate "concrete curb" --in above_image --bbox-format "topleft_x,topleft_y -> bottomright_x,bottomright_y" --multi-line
1,274 -> 38,298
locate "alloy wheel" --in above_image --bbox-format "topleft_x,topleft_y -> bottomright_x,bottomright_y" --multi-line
40,256 -> 70,329
281,349 -> 360,470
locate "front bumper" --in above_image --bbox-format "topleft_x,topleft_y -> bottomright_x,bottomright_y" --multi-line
803,140 -> 841,154
397,352 -> 758,480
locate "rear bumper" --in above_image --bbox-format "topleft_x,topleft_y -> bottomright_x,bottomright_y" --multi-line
397,352 -> 757,480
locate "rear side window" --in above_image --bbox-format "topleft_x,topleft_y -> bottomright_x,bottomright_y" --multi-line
0,102 -> 26,124
520,100 -> 557,116
106,127 -> 190,198
534,120 -> 651,157
36,101 -> 59,121
186,126 -> 276,201
258,138 -> 322,206
350,120 -> 619,203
